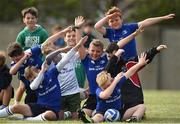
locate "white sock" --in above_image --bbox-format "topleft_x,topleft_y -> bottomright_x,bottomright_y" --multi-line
24,114 -> 47,121
0,106 -> 13,118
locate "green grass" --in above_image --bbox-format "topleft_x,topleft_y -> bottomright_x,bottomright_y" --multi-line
0,90 -> 180,124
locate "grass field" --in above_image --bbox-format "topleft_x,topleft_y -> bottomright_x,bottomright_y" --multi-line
0,90 -> 180,124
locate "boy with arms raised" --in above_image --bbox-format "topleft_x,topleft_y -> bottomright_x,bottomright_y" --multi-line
0,36 -> 87,121
95,6 -> 174,60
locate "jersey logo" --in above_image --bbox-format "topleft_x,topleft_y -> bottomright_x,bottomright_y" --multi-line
122,30 -> 128,35
125,61 -> 141,88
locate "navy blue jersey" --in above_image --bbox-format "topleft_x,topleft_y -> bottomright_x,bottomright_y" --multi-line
104,23 -> 138,60
96,76 -> 126,113
36,65 -> 61,112
11,45 -> 43,88
82,54 -> 108,94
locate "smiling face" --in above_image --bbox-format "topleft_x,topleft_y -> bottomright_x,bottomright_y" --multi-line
23,13 -> 37,30
64,31 -> 76,47
88,43 -> 103,61
108,16 -> 122,29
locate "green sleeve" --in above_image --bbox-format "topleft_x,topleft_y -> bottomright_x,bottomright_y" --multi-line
40,29 -> 49,44
16,33 -> 25,49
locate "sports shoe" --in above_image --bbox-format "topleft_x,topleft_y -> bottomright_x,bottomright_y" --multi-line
0,105 -> 6,110
125,116 -> 138,123
78,109 -> 93,123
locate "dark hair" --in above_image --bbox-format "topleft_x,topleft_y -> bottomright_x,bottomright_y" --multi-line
7,42 -> 23,57
84,20 -> 94,27
0,51 -> 6,66
105,43 -> 119,53
21,7 -> 38,18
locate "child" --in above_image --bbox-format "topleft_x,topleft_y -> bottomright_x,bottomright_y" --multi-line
7,26 -> 71,105
79,53 -> 148,123
0,36 -> 87,121
77,38 -> 108,116
51,25 -> 66,49
82,20 -> 96,48
7,42 -> 42,104
105,43 -> 167,122
42,17 -> 86,119
0,51 -> 13,110
94,6 -> 175,60
16,7 -> 48,50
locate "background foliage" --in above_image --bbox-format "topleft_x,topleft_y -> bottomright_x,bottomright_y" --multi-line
0,0 -> 179,26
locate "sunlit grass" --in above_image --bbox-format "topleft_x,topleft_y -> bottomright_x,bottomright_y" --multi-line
0,90 -> 180,123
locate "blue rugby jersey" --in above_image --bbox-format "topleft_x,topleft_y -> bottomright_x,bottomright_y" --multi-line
104,23 -> 138,60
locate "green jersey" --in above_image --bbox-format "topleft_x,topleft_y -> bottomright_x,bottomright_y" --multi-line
16,25 -> 48,50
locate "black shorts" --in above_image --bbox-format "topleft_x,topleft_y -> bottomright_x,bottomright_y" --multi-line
82,94 -> 96,110
27,103 -> 59,119
123,101 -> 144,112
24,92 -> 37,104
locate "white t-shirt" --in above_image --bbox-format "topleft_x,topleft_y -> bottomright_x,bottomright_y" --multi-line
58,52 -> 80,96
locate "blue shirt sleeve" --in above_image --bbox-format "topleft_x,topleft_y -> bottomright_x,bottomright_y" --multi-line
96,88 -> 102,97
30,45 -> 41,56
125,23 -> 138,33
103,28 -> 112,39
117,75 -> 127,88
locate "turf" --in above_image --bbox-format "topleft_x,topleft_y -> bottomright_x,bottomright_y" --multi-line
0,90 -> 180,124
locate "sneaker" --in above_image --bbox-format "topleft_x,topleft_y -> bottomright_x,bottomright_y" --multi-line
64,111 -> 72,119
0,105 -> 6,110
78,109 -> 93,123
125,116 -> 138,123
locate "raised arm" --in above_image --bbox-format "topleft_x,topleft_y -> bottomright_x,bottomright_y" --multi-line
138,14 -> 175,29
42,26 -> 72,46
45,46 -> 72,65
99,72 -> 124,99
117,27 -> 143,48
30,62 -> 48,90
10,52 -> 31,75
56,36 -> 88,71
74,16 -> 87,60
124,53 -> 148,78
94,12 -> 120,35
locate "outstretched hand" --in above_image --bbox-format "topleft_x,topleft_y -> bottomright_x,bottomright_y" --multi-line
75,16 -> 85,27
76,36 -> 88,49
156,44 -> 167,51
134,26 -> 144,36
163,14 -> 175,20
138,53 -> 149,66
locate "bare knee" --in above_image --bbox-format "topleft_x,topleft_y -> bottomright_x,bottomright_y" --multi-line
43,111 -> 57,121
11,104 -> 21,113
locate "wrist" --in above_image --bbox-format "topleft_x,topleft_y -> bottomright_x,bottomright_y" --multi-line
73,25 -> 81,29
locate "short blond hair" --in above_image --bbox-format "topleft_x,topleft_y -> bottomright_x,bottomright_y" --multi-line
106,6 -> 122,17
96,71 -> 109,87
24,66 -> 34,81
90,39 -> 104,50
41,42 -> 56,55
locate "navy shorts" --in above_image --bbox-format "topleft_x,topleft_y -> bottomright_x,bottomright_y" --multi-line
27,103 -> 59,119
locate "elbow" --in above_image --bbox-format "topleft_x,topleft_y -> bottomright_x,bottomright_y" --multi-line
94,23 -> 99,29
9,70 -> 16,75
100,94 -> 110,99
30,84 -> 37,90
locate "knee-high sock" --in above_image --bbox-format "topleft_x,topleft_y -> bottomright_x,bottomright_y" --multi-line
24,114 -> 47,121
0,106 -> 13,118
